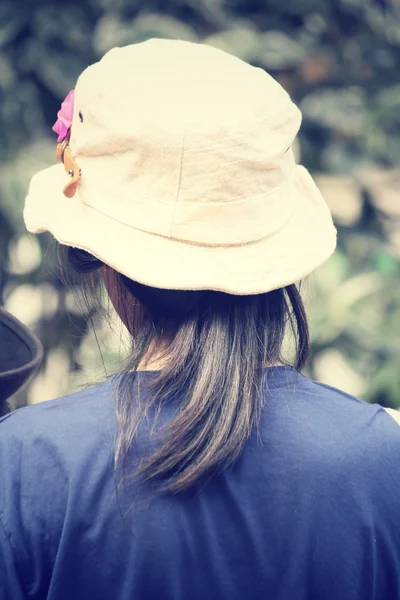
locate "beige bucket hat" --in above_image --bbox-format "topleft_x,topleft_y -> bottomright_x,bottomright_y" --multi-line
24,38 -> 337,295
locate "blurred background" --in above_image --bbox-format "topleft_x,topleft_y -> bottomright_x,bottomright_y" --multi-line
1,0 -> 399,409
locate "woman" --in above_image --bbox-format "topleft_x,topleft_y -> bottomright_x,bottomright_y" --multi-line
1,39 -> 399,600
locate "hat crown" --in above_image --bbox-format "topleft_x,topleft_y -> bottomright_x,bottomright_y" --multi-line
74,39 -> 295,130
68,39 -> 301,245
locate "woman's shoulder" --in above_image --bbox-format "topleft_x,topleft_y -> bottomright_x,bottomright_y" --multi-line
0,377 -> 117,472
311,377 -> 400,435
264,368 -> 400,471
0,377 -> 119,588
290,369 -> 400,428
1,376 -> 116,431
0,377 -> 117,516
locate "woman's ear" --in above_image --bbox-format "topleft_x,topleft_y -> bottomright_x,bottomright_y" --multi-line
102,267 -> 121,315
102,267 -> 137,336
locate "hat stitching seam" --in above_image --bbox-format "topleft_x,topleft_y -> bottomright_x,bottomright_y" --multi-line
170,124 -> 186,238
77,164 -> 297,211
73,187 -> 297,249
71,109 -> 299,158
72,156 -> 296,220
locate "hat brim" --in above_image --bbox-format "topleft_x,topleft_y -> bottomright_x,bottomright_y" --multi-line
24,162 -> 336,295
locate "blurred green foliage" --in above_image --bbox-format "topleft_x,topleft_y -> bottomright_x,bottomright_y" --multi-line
1,0 -> 399,407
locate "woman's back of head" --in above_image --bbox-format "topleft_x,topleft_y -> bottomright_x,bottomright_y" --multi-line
61,246 -> 309,492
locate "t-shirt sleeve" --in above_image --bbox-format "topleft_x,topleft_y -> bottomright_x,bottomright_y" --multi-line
0,407 -> 70,599
364,408 -> 400,596
0,516 -> 26,600
0,413 -> 27,599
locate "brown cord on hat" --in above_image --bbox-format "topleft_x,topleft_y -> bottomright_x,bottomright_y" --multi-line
56,135 -> 81,199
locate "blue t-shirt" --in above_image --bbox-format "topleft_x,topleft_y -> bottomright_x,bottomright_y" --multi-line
0,366 -> 399,600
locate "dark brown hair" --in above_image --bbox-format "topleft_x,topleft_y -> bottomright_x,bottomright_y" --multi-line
60,246 -> 309,493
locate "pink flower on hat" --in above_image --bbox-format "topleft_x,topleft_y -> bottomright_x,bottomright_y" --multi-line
52,90 -> 75,142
